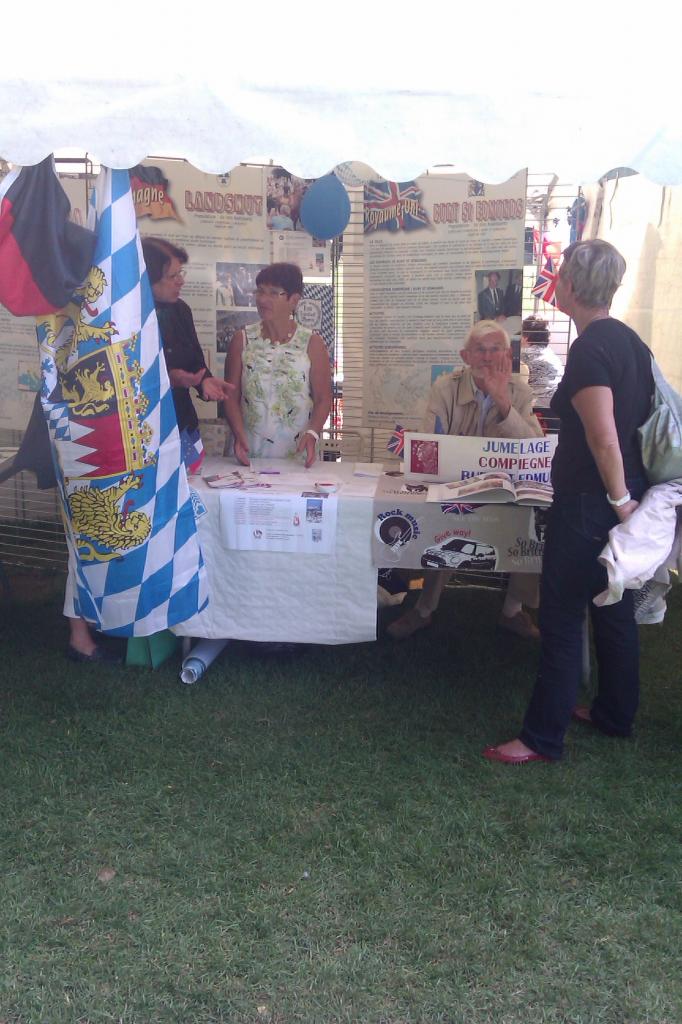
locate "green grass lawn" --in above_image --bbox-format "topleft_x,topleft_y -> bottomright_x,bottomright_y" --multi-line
1,573 -> 681,1024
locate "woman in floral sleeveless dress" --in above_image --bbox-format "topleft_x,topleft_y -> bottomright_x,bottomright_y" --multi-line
223,263 -> 332,467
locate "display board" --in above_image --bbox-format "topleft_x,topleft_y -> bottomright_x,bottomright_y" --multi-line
133,160 -> 269,389
0,161 -> 332,433
362,170 -> 527,430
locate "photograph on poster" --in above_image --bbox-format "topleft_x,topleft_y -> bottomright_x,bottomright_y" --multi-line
410,440 -> 439,476
215,262 -> 267,308
216,310 -> 259,354
215,269 -> 235,308
266,167 -> 311,231
475,268 -> 524,322
306,499 -> 323,523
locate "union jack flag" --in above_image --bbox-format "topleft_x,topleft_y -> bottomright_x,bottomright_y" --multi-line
386,424 -> 405,457
364,181 -> 429,233
180,426 -> 205,475
440,503 -> 477,515
531,258 -> 559,306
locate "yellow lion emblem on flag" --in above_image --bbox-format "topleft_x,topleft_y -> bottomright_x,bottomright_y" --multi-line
68,473 -> 151,562
38,266 -> 118,370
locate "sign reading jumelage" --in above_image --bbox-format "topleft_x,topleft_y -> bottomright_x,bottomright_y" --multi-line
403,433 -> 558,485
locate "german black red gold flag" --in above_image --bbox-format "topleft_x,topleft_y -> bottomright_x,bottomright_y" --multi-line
0,155 -> 96,316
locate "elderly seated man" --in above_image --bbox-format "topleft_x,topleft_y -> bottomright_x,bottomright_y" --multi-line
387,319 -> 544,642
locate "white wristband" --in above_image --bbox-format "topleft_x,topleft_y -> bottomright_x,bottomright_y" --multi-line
304,429 -> 320,443
606,490 -> 631,508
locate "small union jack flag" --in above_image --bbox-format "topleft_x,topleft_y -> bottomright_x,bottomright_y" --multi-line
180,426 -> 205,475
386,424 -> 405,457
364,181 -> 429,233
440,503 -> 477,515
531,258 -> 559,306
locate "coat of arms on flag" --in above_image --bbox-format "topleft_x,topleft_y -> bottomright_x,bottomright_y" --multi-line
387,425 -> 405,457
364,181 -> 430,234
35,166 -> 207,636
531,258 -> 559,306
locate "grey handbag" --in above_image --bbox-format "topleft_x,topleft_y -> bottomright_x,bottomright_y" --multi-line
637,356 -> 682,484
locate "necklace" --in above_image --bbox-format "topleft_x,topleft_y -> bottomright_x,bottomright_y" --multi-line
261,320 -> 296,344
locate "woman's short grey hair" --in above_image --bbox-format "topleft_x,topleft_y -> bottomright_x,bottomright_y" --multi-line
560,240 -> 626,308
465,319 -> 510,349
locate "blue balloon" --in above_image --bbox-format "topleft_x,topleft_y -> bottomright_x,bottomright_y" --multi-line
299,173 -> 351,240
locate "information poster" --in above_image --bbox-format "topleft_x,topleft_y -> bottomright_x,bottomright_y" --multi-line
132,160 -> 269,387
362,170 -> 527,429
219,489 -> 338,554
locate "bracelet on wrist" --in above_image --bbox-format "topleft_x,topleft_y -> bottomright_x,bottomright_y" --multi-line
304,428 -> 320,443
606,490 -> 631,508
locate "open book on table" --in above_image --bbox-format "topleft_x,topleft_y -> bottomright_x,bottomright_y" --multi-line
426,471 -> 553,505
204,469 -> 261,489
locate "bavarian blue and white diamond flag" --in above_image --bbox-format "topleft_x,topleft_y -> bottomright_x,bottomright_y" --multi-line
35,167 -> 208,636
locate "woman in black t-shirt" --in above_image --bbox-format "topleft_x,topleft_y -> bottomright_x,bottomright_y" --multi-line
142,238 -> 233,472
484,240 -> 654,764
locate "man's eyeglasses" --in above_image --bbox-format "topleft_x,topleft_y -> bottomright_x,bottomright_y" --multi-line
163,270 -> 186,282
255,287 -> 287,299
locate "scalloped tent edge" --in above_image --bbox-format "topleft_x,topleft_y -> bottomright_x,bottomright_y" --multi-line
1,78 -> 681,186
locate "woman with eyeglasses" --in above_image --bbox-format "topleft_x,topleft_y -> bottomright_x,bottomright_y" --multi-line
142,237 -> 233,472
223,262 -> 332,468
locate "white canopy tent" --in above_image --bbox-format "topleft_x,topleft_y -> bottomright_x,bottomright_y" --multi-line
1,0 -> 681,397
1,1 -> 681,185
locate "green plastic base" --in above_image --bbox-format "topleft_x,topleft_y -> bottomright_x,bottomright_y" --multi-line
126,629 -> 180,669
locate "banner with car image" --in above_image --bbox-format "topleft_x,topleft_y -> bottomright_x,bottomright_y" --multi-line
372,471 -> 545,572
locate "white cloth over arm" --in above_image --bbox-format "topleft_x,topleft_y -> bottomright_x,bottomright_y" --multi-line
594,480 -> 682,614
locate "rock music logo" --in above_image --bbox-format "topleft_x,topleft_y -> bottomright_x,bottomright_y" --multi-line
375,508 -> 420,549
363,181 -> 430,233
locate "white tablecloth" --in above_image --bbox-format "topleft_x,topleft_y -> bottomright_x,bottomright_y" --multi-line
173,457 -> 378,644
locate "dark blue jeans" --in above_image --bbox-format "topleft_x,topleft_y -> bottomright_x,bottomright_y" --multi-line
520,482 -> 646,760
